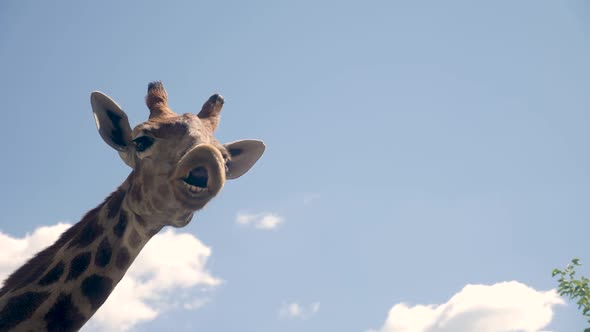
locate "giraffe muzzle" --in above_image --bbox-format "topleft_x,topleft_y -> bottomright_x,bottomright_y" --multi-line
172,144 -> 226,206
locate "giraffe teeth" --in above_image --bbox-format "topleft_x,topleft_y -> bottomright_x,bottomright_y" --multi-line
183,181 -> 208,195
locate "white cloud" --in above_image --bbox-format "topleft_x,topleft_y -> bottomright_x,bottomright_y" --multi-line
0,224 -> 220,332
236,212 -> 283,230
371,281 -> 564,332
279,301 -> 320,319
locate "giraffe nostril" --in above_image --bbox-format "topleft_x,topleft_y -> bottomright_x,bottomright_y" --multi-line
184,167 -> 208,188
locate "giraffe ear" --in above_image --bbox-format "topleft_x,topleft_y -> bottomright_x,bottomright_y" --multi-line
91,91 -> 133,152
224,140 -> 266,179
91,92 -> 135,167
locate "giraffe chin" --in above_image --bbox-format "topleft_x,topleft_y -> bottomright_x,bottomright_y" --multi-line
171,143 -> 226,211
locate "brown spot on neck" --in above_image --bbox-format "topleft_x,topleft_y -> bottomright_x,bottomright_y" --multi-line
0,291 -> 50,330
38,261 -> 65,286
95,238 -> 112,267
134,213 -> 147,228
44,293 -> 86,331
81,275 -> 113,310
113,210 -> 128,238
106,189 -> 126,219
66,252 -> 91,281
115,247 -> 131,270
67,207 -> 104,250
128,228 -> 142,249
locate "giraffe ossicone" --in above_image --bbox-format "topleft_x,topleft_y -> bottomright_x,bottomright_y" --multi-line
0,82 -> 265,331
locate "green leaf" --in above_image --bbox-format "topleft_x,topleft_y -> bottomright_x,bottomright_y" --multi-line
554,258 -> 590,328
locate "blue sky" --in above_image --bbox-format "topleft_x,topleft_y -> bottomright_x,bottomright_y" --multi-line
1,1 -> 589,331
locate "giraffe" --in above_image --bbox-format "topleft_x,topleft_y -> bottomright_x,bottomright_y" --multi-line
0,82 -> 265,331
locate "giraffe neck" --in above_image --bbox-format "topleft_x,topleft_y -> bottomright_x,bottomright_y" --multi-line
0,176 -> 163,331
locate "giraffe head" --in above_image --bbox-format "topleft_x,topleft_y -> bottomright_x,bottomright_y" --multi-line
90,82 -> 265,226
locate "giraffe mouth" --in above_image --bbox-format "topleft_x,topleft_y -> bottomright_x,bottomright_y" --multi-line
182,167 -> 209,194
172,143 -> 226,207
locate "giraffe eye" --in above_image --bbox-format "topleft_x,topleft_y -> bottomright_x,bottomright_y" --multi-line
133,136 -> 154,152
